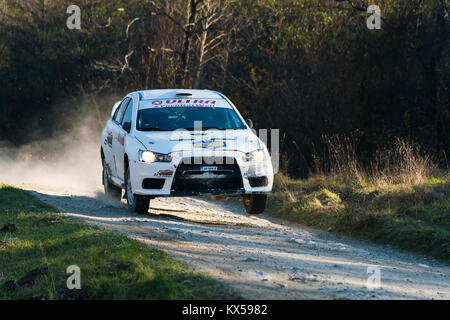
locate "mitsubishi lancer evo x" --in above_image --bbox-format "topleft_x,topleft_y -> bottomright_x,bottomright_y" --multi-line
100,89 -> 273,214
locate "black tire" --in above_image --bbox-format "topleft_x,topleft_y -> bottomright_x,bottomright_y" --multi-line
125,167 -> 150,214
243,194 -> 267,214
102,160 -> 122,200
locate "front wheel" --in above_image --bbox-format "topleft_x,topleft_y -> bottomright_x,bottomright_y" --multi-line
243,194 -> 268,214
125,167 -> 150,214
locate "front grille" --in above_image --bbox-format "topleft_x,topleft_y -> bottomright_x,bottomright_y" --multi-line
248,176 -> 268,187
142,178 -> 165,189
171,157 -> 244,195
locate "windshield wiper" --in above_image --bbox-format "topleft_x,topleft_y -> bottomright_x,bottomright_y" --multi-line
138,127 -> 169,131
202,126 -> 229,130
180,126 -> 229,131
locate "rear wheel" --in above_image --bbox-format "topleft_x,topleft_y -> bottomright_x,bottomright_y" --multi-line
125,167 -> 150,214
243,194 -> 267,214
102,160 -> 121,200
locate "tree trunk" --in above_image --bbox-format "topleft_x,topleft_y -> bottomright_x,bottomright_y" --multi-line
194,24 -> 207,88
180,0 -> 198,88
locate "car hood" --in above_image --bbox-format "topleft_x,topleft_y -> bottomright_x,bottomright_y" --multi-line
134,130 -> 262,155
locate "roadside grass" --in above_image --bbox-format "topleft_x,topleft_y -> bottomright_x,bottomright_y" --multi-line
0,184 -> 241,300
268,173 -> 450,262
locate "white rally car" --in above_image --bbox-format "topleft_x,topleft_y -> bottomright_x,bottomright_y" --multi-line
100,89 -> 273,214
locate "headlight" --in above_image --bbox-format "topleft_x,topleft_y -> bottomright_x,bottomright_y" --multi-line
138,150 -> 172,163
243,149 -> 265,162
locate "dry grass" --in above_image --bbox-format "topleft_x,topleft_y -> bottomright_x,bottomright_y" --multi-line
371,138 -> 435,187
316,134 -> 436,189
321,132 -> 365,185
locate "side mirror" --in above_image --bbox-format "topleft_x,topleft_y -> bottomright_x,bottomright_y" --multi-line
123,122 -> 131,133
111,101 -> 121,118
245,118 -> 254,129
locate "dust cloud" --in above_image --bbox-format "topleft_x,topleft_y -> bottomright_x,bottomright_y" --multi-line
0,96 -> 115,195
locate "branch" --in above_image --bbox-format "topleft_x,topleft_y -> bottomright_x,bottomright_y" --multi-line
121,45 -> 181,73
122,50 -> 135,72
126,17 -> 141,40
146,46 -> 182,56
204,33 -> 227,54
149,0 -> 186,32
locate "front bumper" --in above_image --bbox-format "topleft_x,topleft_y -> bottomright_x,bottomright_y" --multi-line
129,150 -> 273,197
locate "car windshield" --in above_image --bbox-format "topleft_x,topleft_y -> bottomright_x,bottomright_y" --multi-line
137,106 -> 247,131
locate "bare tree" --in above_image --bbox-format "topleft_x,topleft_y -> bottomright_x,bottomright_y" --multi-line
101,0 -> 237,88
192,0 -> 232,88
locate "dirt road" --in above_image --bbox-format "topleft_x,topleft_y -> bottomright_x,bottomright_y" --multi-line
15,183 -> 450,299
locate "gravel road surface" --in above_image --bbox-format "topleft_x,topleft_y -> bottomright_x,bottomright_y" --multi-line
15,183 -> 450,300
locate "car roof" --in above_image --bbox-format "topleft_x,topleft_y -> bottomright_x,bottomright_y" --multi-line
135,89 -> 225,101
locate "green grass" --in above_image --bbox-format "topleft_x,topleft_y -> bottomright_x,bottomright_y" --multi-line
0,184 -> 241,300
268,173 -> 450,263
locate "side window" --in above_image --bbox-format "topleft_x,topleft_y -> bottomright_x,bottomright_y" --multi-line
113,98 -> 129,123
112,105 -> 120,120
121,99 -> 133,126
